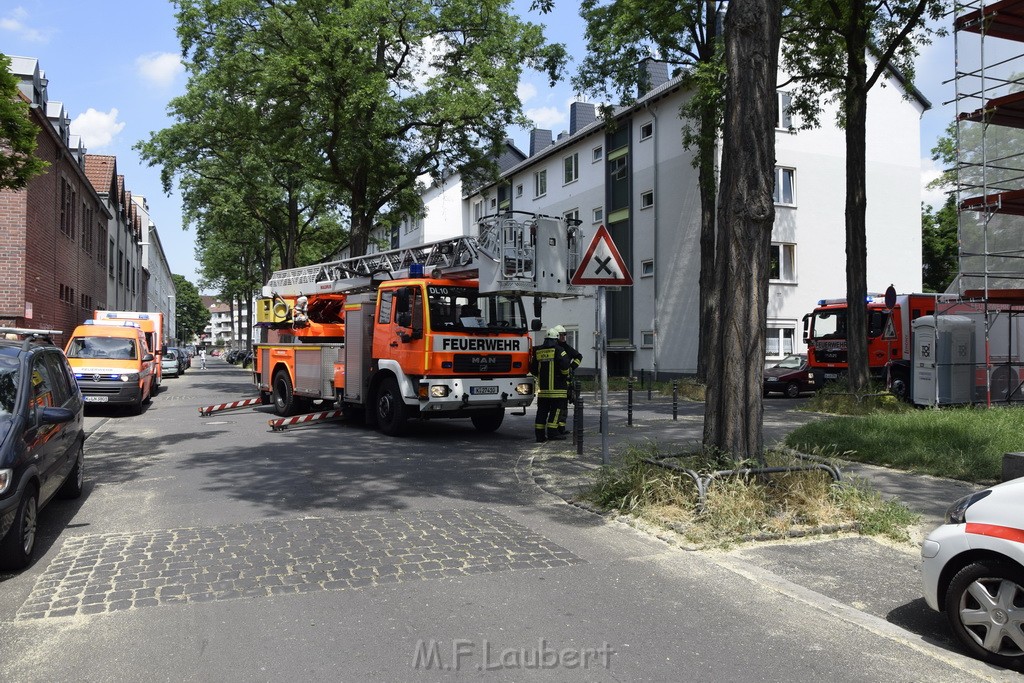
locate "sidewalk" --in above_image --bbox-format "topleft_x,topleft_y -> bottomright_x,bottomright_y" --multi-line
529,392 -> 983,533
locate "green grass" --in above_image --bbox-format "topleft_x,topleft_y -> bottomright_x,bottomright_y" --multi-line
785,406 -> 1024,482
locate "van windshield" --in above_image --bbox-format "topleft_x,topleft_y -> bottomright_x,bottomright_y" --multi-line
66,336 -> 138,360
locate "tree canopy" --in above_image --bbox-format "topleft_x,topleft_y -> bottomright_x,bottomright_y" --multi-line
0,54 -> 48,190
171,274 -> 209,343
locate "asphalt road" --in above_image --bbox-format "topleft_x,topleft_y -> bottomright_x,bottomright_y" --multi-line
0,359 -> 1016,681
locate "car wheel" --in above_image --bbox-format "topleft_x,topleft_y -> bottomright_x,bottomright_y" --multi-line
376,377 -> 407,436
944,559 -> 1024,667
471,407 -> 505,432
786,382 -> 800,398
58,441 -> 85,499
0,487 -> 38,570
273,370 -> 300,416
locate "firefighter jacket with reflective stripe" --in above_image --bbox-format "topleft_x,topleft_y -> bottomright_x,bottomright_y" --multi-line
530,338 -> 571,398
559,341 -> 583,373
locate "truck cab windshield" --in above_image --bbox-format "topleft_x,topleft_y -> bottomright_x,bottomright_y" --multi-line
426,286 -> 527,332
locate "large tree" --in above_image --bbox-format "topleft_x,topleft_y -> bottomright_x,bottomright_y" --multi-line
780,0 -> 945,393
171,274 -> 209,343
702,0 -> 782,461
567,0 -> 725,382
0,54 -> 48,190
921,197 -> 958,293
158,0 -> 564,260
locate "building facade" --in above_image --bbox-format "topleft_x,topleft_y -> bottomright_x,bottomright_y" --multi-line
382,64 -> 927,376
1,56 -> 177,341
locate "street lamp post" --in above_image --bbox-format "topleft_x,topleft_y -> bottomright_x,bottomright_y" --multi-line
168,295 -> 176,345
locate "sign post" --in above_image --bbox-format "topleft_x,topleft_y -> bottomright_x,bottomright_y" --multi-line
570,225 -> 633,465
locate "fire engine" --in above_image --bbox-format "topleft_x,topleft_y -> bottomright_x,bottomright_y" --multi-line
253,212 -> 582,435
801,292 -> 944,392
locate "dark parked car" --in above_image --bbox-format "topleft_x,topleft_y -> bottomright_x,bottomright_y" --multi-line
0,328 -> 85,570
763,354 -> 815,398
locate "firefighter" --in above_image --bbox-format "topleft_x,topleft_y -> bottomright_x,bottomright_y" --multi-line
553,325 -> 582,435
530,327 -> 571,442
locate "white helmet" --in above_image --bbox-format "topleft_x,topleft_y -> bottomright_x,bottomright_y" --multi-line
553,325 -> 566,335
546,328 -> 560,339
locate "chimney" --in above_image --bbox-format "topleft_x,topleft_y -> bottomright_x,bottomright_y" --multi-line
570,102 -> 596,135
529,128 -> 552,156
638,58 -> 670,98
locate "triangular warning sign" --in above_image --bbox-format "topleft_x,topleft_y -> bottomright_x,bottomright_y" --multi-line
570,225 -> 633,286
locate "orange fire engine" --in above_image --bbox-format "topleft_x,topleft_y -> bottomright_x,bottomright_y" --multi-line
253,213 -> 582,435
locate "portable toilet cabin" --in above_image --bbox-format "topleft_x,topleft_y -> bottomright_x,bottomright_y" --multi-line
912,315 -> 976,407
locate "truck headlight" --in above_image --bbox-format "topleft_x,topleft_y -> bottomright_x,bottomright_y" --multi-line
515,383 -> 533,396
430,385 -> 450,398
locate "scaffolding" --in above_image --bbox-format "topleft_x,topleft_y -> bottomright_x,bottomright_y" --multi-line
950,0 -> 1024,402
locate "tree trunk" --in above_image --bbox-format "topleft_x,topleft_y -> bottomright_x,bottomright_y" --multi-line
845,5 -> 871,394
697,107 -> 719,384
702,0 -> 781,463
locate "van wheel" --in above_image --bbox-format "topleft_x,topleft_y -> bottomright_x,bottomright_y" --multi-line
376,377 -> 407,436
273,370 -> 299,416
0,487 -> 38,570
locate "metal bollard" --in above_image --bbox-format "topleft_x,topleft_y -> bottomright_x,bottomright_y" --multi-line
627,378 -> 634,426
574,388 -> 584,456
672,380 -> 678,420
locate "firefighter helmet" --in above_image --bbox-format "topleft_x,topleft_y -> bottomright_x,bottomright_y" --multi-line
546,328 -> 560,339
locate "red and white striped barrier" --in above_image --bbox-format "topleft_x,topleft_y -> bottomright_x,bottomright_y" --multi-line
199,397 -> 263,417
268,409 -> 345,431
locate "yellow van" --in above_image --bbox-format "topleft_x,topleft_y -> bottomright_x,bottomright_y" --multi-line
64,320 -> 156,414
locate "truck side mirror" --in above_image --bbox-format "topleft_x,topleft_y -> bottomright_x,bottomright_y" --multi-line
395,288 -> 410,314
531,319 -> 542,331
396,311 -> 412,328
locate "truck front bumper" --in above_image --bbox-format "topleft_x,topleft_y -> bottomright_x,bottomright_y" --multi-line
415,377 -> 535,413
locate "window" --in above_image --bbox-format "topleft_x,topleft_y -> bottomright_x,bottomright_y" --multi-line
593,207 -> 603,223
766,325 -> 796,359
109,239 -> 116,277
592,146 -> 603,163
641,190 -> 654,209
516,184 -> 523,198
610,156 -> 627,181
773,167 -> 795,205
378,291 -> 394,324
769,243 -> 796,282
640,121 -> 653,140
490,197 -> 497,209
777,91 -> 793,129
534,169 -> 547,198
641,330 -> 655,348
641,259 -> 654,278
564,209 -> 580,226
472,199 -> 484,221
563,153 -> 579,184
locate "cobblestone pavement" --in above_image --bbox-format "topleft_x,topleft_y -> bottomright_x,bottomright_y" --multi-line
16,509 -> 583,620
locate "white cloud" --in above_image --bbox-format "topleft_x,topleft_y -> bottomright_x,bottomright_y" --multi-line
921,156 -> 951,212
136,52 -> 184,88
70,108 -> 126,149
526,106 -> 565,130
517,82 -> 538,103
0,7 -> 49,43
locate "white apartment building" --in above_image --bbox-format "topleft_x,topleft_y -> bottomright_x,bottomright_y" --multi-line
377,62 -> 927,376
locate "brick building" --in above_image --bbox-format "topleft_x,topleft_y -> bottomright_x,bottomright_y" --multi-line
0,57 -> 110,337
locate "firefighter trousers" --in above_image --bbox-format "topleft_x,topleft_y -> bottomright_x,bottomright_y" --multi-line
534,395 -> 565,442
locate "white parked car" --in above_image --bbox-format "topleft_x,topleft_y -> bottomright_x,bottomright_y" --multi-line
160,348 -> 180,378
921,478 -> 1024,668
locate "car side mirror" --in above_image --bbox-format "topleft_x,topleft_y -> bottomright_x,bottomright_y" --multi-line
39,406 -> 75,426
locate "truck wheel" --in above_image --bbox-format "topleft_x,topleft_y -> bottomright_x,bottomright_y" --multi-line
273,370 -> 299,416
376,377 -> 407,436
471,407 -> 505,433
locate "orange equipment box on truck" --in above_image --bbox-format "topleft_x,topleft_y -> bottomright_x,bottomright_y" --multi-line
254,212 -> 583,436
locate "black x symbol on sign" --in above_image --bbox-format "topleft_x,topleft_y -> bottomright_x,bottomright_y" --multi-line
595,255 -> 614,276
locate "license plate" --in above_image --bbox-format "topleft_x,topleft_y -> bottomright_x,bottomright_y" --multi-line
84,396 -> 108,403
471,386 -> 498,395
824,373 -> 838,380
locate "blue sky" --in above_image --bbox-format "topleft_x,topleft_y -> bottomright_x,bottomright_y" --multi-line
3,1 -> 956,292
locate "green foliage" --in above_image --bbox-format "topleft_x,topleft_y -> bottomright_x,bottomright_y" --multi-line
0,54 -> 48,190
171,275 -> 209,343
580,446 -> 917,546
921,195 -> 958,293
785,406 -> 1024,482
803,380 -> 910,415
152,0 -> 566,263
